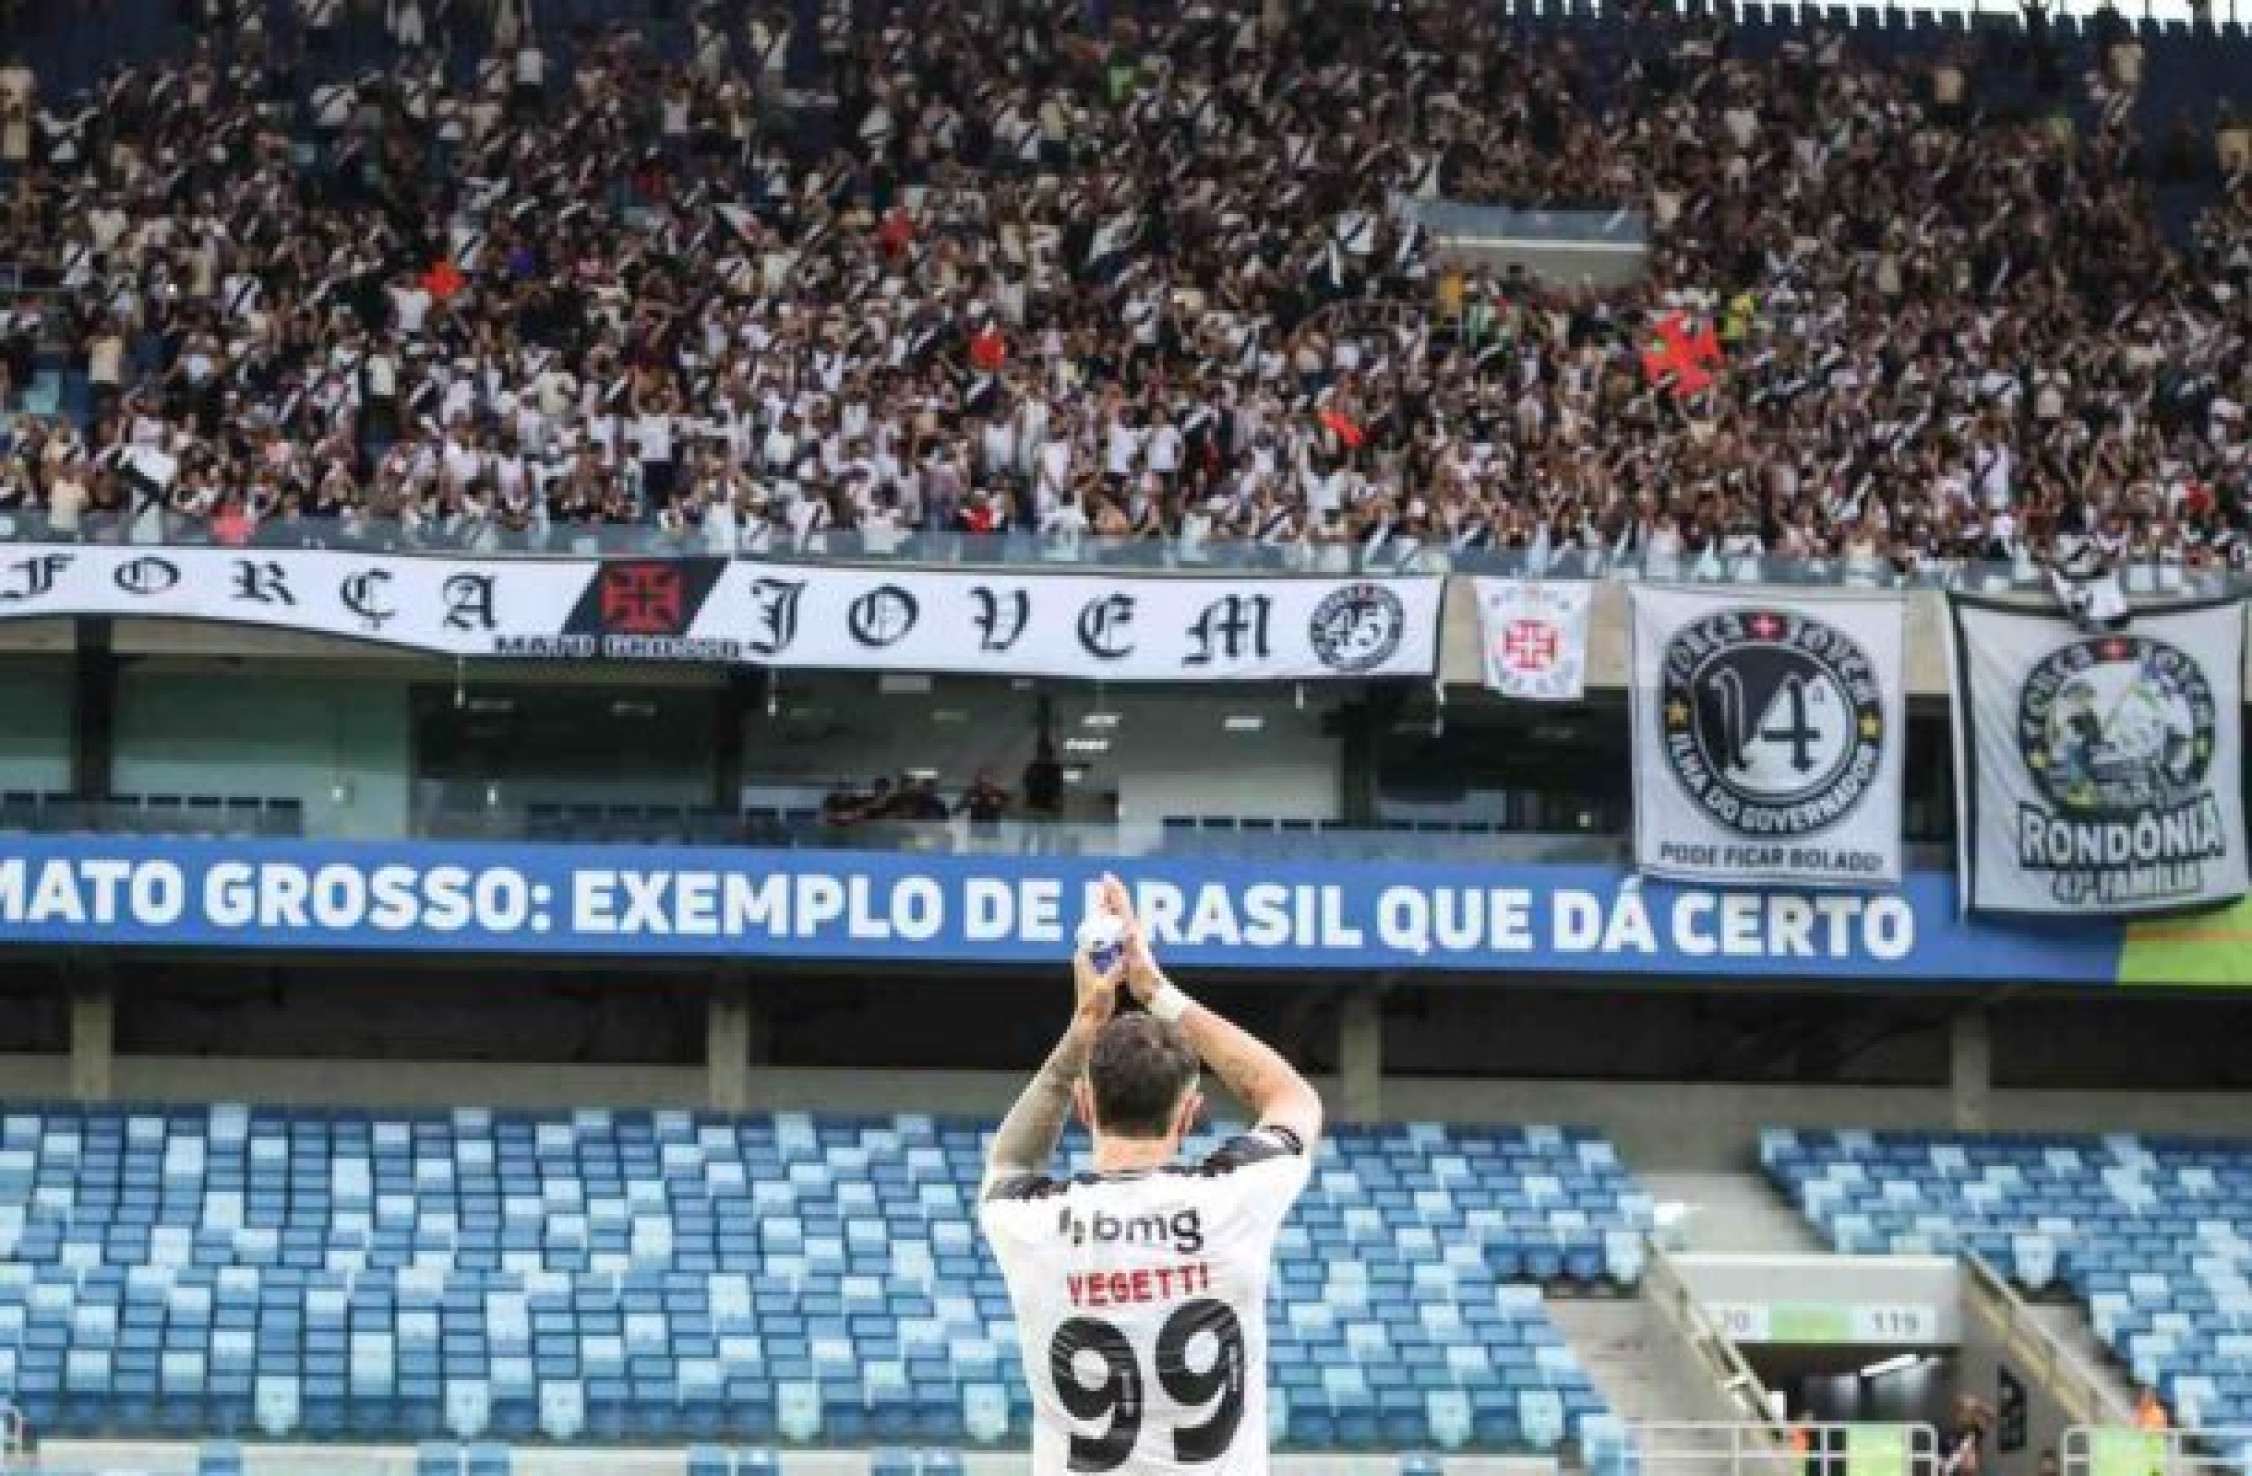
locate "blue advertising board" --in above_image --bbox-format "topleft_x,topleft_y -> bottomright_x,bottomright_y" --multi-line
0,836 -> 2138,982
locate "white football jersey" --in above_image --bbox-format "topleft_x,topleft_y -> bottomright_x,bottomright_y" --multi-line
979,1127 -> 1312,1476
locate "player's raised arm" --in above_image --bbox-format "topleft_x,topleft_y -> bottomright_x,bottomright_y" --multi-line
1102,875 -> 1325,1151
979,936 -> 1122,1199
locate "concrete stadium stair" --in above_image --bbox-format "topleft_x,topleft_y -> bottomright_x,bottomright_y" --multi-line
1639,1173 -> 1828,1256
1544,1297 -> 1741,1436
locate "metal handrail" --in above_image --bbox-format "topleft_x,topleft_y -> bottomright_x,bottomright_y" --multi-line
2064,1425 -> 2252,1476
1629,1421 -> 1941,1476
1964,1252 -> 2136,1429
1642,1235 -> 1791,1433
0,515 -> 2238,599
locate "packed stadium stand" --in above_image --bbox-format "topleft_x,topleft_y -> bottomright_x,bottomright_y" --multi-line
1767,1129 -> 2252,1433
5,0 -> 2252,1472
0,1106 -> 1641,1451
0,0 -> 2244,568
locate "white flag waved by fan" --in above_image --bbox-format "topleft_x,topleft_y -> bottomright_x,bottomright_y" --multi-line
1475,579 -> 1592,701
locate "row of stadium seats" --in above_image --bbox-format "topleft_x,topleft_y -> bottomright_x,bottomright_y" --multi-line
1160,816 -> 1604,837
510,807 -> 1610,849
0,1108 -> 1642,1450
0,793 -> 306,838
1765,1129 -> 2252,1429
1154,808 -> 1624,848
48,1444 -> 1475,1476
513,804 -> 796,846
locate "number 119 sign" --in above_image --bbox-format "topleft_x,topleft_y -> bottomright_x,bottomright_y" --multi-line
1630,588 -> 1909,889
1708,1302 -> 1938,1346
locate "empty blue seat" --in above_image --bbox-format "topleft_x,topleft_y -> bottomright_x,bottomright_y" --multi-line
1774,1127 -> 2252,1427
0,1107 -> 1637,1448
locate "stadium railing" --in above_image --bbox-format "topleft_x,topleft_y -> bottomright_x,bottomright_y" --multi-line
1638,1240 -> 1787,1430
1962,1253 -> 2135,1429
5,1450 -> 1526,1476
1536,0 -> 2237,20
1627,1423 -> 1940,1476
0,516 -> 2240,597
0,793 -> 305,840
244,801 -> 1972,863
2062,1427 -> 2252,1476
424,810 -> 1647,859
0,787 -> 1966,862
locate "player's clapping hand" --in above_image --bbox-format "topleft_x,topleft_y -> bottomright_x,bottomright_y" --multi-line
1070,918 -> 1123,1037
1098,873 -> 1164,1005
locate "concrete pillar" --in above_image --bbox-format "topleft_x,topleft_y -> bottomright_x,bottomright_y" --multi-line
1950,1005 -> 1992,1132
72,617 -> 116,801
714,673 -> 753,814
1339,991 -> 1383,1123
70,981 -> 114,1104
746,990 -> 773,1067
708,976 -> 752,1115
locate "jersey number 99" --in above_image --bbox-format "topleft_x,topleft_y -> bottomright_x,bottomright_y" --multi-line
1048,1298 -> 1246,1471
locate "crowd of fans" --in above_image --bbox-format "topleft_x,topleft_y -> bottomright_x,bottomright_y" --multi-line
0,0 -> 2244,574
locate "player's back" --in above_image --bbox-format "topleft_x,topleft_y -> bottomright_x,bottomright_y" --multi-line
978,1127 -> 1311,1476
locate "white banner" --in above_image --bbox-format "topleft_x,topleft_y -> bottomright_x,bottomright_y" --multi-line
1474,578 -> 1592,701
0,545 -> 1442,682
1630,588 -> 1907,887
1948,595 -> 2248,915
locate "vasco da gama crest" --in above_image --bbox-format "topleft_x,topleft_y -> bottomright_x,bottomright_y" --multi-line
1659,607 -> 1887,837
2014,634 -> 2226,905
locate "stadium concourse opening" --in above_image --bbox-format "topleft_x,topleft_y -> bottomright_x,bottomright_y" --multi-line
1733,1345 -> 1955,1428
2,959 -> 2251,1121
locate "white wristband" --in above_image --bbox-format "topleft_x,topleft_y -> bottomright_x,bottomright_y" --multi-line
1147,982 -> 1192,1024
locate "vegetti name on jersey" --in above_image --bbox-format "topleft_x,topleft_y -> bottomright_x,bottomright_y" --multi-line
979,1127 -> 1312,1476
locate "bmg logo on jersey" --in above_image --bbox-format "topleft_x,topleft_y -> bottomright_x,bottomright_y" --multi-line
1056,1205 -> 1205,1254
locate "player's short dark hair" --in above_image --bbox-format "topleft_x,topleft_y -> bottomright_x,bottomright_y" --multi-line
1086,1012 -> 1199,1140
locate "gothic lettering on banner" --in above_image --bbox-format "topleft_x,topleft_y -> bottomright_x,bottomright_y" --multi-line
972,587 -> 1032,652
442,574 -> 498,631
231,560 -> 295,606
1186,594 -> 1272,666
847,584 -> 921,648
1077,594 -> 1138,661
0,546 -> 1443,682
746,578 -> 806,656
113,556 -> 181,598
0,553 -> 72,602
340,569 -> 396,630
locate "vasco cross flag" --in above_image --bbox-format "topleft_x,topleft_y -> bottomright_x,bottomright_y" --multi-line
1631,588 -> 1907,887
1474,578 -> 1592,701
1948,594 -> 2248,916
